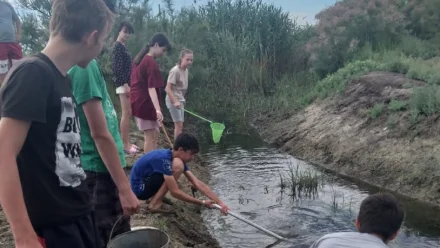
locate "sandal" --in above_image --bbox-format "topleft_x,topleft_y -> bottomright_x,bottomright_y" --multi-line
124,146 -> 138,155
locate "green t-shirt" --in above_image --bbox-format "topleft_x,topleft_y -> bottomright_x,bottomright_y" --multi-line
69,59 -> 126,173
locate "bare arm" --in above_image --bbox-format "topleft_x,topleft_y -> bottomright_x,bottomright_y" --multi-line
163,175 -> 205,205
15,19 -> 22,43
148,88 -> 161,112
82,99 -> 130,191
82,99 -> 140,215
184,171 -> 223,204
0,118 -> 42,247
165,83 -> 178,104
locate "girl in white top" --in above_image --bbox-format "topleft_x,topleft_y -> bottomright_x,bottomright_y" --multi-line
165,49 -> 193,139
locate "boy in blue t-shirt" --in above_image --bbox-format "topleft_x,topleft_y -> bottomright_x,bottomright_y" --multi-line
130,133 -> 229,214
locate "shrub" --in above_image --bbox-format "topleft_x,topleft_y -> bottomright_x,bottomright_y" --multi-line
308,0 -> 407,77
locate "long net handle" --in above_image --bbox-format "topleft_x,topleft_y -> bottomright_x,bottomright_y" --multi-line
212,204 -> 288,241
184,109 -> 213,124
160,122 -> 174,148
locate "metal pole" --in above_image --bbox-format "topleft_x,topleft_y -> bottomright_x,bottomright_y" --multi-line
213,204 -> 288,241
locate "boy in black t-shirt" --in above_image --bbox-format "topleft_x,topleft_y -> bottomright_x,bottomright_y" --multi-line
0,0 -> 115,247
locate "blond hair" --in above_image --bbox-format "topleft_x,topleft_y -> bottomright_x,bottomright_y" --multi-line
50,0 -> 115,43
178,48 -> 193,66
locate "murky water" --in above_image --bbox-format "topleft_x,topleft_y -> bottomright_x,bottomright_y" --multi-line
201,133 -> 440,248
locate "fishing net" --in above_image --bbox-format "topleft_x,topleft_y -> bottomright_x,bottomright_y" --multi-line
210,122 -> 225,143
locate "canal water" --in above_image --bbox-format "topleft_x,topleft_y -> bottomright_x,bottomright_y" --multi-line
201,133 -> 440,248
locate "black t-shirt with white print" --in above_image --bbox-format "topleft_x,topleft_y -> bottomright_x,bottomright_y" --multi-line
0,53 -> 91,228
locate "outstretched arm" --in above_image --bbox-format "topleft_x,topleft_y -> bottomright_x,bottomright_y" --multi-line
163,175 -> 208,205
184,170 -> 229,214
0,118 -> 42,247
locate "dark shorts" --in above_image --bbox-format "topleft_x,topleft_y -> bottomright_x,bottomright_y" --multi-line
35,213 -> 100,248
136,173 -> 165,200
85,170 -> 131,248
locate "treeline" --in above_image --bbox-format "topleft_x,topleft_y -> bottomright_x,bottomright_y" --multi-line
17,0 -> 440,127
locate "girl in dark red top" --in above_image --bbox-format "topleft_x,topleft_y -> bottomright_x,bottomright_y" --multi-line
130,33 -> 171,153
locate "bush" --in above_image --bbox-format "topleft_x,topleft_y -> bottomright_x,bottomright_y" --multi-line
411,85 -> 440,116
388,99 -> 408,112
403,0 -> 440,40
370,103 -> 385,119
308,0 -> 407,77
310,59 -> 383,100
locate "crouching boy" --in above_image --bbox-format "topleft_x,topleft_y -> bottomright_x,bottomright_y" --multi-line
130,133 -> 229,214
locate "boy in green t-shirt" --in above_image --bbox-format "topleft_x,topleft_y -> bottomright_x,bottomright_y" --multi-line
69,59 -> 140,247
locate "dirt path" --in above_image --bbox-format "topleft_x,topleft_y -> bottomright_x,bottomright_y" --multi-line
0,125 -> 219,248
254,71 -> 440,207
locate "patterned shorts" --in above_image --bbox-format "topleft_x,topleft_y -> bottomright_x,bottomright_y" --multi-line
85,170 -> 131,248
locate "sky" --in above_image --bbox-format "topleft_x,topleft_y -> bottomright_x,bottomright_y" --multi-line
149,0 -> 340,25
10,0 -> 340,25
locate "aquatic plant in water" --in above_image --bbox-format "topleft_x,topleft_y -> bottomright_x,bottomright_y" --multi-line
278,163 -> 322,201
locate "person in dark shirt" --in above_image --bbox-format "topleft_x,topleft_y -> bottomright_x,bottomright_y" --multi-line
111,21 -> 138,155
130,33 -> 171,153
0,0 -> 114,247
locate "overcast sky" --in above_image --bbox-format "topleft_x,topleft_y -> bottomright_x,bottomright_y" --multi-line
11,0 -> 339,25
149,0 -> 339,25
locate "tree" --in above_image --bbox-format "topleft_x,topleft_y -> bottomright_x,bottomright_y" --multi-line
403,0 -> 440,40
308,0 -> 407,77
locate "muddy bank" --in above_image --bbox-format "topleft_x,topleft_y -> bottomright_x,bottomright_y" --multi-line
254,71 -> 440,206
0,124 -> 219,248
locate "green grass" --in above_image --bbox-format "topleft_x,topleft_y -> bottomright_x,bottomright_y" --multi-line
153,217 -> 169,232
369,103 -> 385,119
278,163 -> 322,200
411,85 -> 440,116
388,100 -> 408,112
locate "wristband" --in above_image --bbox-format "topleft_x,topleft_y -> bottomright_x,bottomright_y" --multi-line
202,200 -> 206,206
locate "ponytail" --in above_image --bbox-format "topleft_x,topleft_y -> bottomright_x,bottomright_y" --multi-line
134,45 -> 150,65
134,33 -> 172,66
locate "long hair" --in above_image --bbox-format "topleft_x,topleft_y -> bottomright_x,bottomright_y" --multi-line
134,33 -> 171,65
